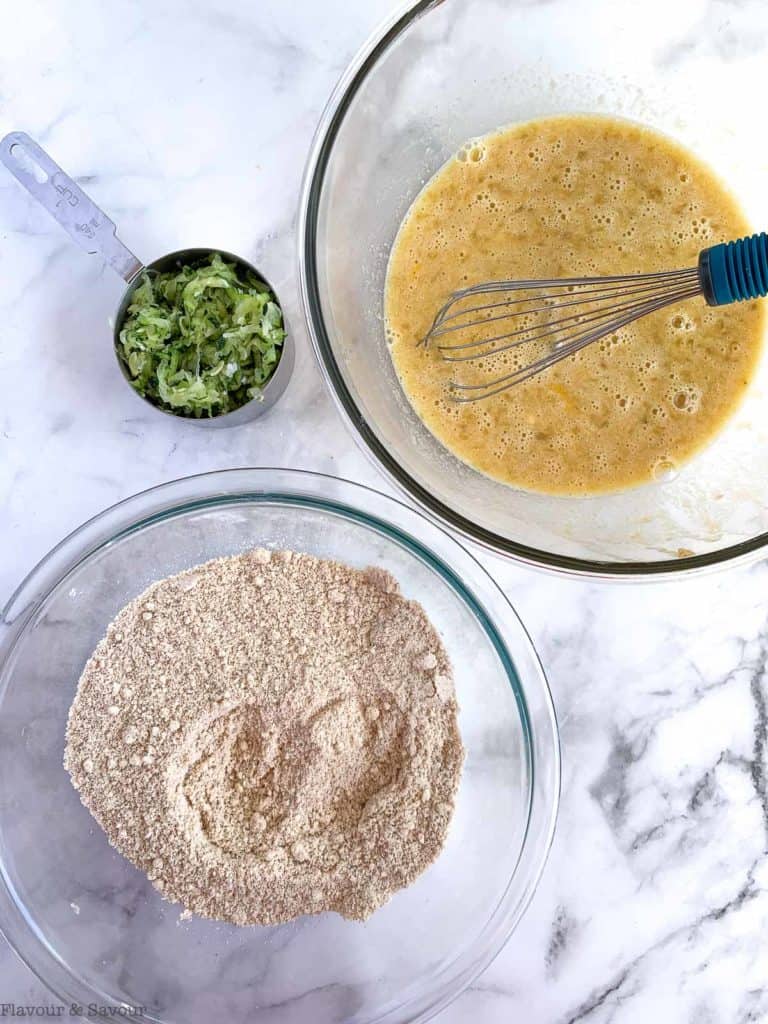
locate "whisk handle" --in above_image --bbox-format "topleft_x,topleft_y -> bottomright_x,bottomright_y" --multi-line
699,233 -> 768,306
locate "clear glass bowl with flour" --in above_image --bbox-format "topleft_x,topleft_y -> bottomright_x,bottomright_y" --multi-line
300,0 -> 768,578
0,469 -> 559,1024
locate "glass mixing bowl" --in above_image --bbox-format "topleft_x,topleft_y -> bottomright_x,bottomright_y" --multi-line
0,469 -> 559,1024
299,0 -> 768,578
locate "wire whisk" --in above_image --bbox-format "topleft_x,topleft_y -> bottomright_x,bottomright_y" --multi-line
421,233 -> 768,402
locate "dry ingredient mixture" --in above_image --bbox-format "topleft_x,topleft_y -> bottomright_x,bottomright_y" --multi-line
64,549 -> 464,926
386,114 -> 766,495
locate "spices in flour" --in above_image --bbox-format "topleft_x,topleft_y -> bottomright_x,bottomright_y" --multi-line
64,548 -> 464,925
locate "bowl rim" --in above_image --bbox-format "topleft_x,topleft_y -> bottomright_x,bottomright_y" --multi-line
0,467 -> 560,1024
296,0 -> 768,582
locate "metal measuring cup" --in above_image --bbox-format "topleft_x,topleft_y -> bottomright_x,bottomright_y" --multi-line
0,132 -> 293,427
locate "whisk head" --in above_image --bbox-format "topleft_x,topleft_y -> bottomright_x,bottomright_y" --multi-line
421,266 -> 704,401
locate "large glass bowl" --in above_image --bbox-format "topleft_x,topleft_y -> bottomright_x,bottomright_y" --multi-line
0,469 -> 559,1024
299,0 -> 768,578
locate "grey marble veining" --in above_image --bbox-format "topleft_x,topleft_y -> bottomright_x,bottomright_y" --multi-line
1,1 -> 768,1021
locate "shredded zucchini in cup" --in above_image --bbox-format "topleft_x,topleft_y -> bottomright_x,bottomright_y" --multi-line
115,251 -> 288,421
0,136 -> 292,424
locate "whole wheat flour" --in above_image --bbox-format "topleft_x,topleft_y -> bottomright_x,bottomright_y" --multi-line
64,549 -> 464,925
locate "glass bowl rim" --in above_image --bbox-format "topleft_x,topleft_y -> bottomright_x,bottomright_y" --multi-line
296,0 -> 768,581
0,466 -> 560,1024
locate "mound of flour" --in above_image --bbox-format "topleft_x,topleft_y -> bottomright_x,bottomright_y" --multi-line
64,549 -> 463,925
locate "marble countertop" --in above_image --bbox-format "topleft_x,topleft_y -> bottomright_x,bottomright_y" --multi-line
1,1 -> 767,1021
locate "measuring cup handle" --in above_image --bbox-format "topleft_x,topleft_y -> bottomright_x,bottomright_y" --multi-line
0,131 -> 143,283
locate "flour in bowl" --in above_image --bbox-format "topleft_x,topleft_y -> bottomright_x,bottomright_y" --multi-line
64,549 -> 464,925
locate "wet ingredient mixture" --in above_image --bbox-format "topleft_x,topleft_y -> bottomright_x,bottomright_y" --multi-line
386,114 -> 766,495
64,549 -> 463,926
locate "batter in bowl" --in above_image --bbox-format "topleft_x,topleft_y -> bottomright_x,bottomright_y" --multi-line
385,114 -> 766,495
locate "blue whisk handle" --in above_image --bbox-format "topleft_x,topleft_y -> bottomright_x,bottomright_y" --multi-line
699,233 -> 768,306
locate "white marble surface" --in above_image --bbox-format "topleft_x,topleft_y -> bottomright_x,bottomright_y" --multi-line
1,1 -> 767,1021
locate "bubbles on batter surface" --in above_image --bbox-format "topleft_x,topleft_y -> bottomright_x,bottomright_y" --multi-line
650,404 -> 668,422
593,211 -> 615,227
638,356 -> 659,374
668,382 -> 702,414
457,139 -> 487,163
670,312 -> 695,333
690,216 -> 712,239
